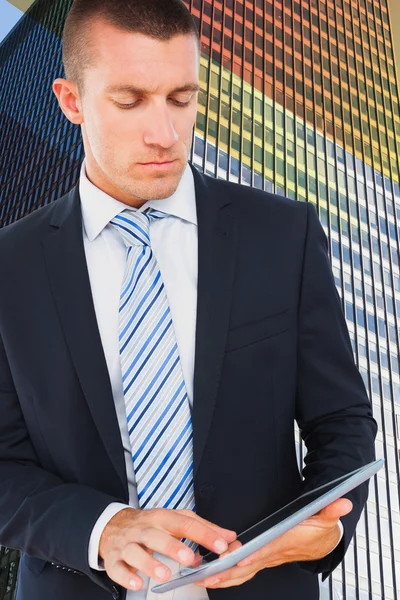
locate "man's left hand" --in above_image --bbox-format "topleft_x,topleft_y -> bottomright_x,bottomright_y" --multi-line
194,497 -> 352,589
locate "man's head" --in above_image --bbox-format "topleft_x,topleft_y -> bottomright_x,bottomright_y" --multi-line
53,0 -> 200,207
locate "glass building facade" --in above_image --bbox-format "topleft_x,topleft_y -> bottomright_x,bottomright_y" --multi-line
0,0 -> 399,598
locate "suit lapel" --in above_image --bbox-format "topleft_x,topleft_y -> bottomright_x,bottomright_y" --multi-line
42,187 -> 129,499
41,163 -> 238,492
189,164 -> 238,479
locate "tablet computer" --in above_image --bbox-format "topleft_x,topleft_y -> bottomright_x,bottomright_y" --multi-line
151,459 -> 383,593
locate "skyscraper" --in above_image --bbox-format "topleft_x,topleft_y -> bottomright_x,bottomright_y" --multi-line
0,1 -> 399,599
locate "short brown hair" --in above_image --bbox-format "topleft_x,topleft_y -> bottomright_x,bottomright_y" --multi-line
62,0 -> 200,95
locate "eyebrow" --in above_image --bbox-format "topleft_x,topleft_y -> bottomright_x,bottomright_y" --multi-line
105,83 -> 201,95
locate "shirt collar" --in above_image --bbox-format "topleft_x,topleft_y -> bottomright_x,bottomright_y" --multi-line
79,158 -> 197,242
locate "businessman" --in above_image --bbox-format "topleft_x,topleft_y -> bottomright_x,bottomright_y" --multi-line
0,0 -> 377,599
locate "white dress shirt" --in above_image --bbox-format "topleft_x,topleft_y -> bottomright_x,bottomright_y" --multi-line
79,158 -> 343,599
79,158 -> 207,599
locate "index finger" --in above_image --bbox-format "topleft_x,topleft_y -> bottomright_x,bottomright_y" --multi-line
159,510 -> 237,555
180,510 -> 237,543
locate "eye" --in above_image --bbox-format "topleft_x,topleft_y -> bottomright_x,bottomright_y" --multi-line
115,101 -> 138,110
114,99 -> 191,110
170,99 -> 191,107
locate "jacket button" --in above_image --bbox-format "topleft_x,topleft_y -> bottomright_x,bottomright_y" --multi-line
112,585 -> 120,599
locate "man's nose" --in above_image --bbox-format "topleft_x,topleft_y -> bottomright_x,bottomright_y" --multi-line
143,105 -> 179,148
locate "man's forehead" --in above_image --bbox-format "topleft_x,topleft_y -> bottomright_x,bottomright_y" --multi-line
104,83 -> 201,95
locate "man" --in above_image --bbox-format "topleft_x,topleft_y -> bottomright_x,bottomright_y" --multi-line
0,0 -> 377,599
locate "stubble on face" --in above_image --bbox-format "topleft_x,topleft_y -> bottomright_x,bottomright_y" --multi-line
81,125 -> 193,205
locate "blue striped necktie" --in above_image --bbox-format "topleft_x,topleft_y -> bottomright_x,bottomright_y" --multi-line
110,208 -> 197,549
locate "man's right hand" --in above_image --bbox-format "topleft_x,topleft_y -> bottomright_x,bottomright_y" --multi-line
98,507 -> 237,591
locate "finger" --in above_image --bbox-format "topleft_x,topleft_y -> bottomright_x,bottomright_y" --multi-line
107,559 -> 144,592
191,551 -> 204,568
178,510 -> 237,543
236,526 -> 307,568
196,566 -> 255,587
236,549 -> 261,567
160,511 -> 235,555
120,542 -> 172,582
195,565 -> 256,588
218,539 -> 243,559
137,526 -> 196,565
190,539 -> 244,575
314,498 -> 353,522
207,573 -> 255,588
235,535 -> 286,568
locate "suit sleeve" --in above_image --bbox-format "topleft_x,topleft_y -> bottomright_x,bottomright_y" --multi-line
0,330 -> 123,594
294,201 -> 377,580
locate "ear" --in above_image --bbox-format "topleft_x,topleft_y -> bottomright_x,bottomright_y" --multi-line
52,78 -> 84,125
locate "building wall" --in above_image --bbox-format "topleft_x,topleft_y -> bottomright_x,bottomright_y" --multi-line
387,0 -> 400,80
0,1 -> 399,598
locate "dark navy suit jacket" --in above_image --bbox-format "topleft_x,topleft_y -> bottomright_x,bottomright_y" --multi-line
0,163 -> 376,600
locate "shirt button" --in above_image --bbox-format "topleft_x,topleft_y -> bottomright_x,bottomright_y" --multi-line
111,585 -> 120,600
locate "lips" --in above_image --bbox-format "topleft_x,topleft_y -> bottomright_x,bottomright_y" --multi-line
138,160 -> 177,171
140,160 -> 174,165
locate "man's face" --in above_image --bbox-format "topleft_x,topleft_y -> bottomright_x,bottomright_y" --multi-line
54,21 -> 200,206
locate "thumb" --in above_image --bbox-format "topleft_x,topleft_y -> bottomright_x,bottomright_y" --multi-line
316,498 -> 353,523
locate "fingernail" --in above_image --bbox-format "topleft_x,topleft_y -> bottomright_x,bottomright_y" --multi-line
178,549 -> 192,563
207,577 -> 220,585
155,567 -> 168,580
129,579 -> 138,589
214,539 -> 228,553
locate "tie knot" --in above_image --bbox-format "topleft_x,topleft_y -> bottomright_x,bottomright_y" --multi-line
110,207 -> 168,247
